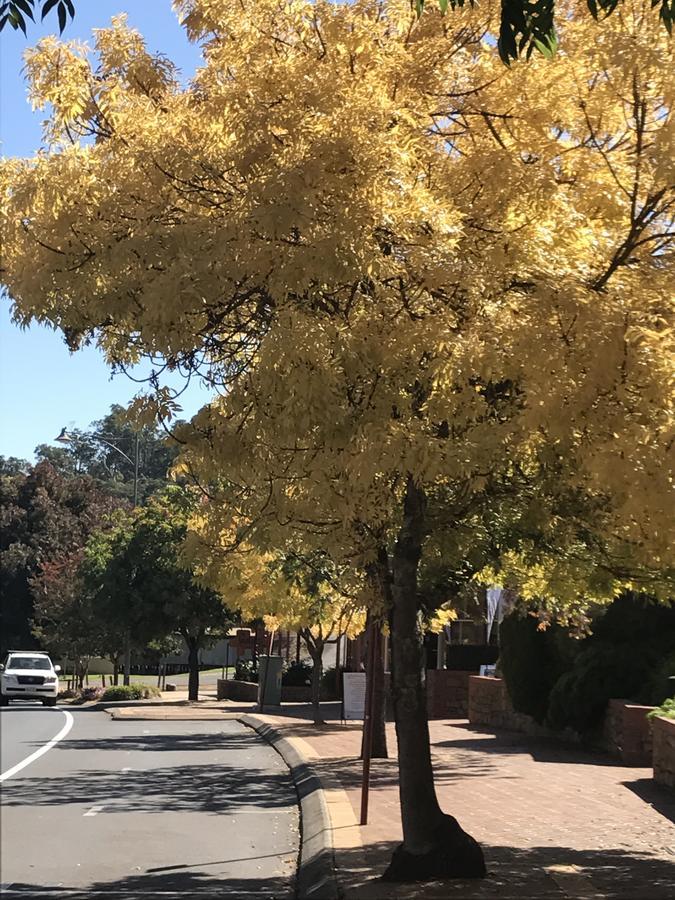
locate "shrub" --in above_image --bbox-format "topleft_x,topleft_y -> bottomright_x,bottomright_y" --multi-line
282,659 -> 312,687
80,685 -> 104,701
545,594 -> 675,734
648,697 -> 675,721
57,688 -> 78,700
101,683 -> 161,701
69,685 -> 106,705
499,613 -> 578,723
234,659 -> 258,682
321,666 -> 339,698
640,651 -> 675,707
546,643 -> 660,734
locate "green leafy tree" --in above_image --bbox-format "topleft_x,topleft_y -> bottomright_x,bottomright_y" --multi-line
30,549 -> 122,686
85,488 -> 234,700
36,404 -> 182,503
0,458 -> 117,654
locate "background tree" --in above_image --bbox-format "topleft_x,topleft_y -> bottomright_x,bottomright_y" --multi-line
213,546 -> 365,725
0,459 -> 117,654
86,488 -> 234,700
30,550 -> 104,686
35,404 -> 182,503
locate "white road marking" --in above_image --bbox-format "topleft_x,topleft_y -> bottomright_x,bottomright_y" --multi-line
0,710 -> 74,782
83,805 -> 104,816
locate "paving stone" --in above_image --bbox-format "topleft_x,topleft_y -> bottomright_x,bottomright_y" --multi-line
263,717 -> 675,899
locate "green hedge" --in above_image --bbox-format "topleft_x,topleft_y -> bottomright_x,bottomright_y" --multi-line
500,594 -> 675,735
101,683 -> 161,701
499,613 -> 578,723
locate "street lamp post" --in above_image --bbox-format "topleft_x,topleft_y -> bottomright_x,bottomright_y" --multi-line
55,426 -> 141,685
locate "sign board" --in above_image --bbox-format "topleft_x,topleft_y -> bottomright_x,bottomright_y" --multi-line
479,664 -> 497,677
342,672 -> 367,720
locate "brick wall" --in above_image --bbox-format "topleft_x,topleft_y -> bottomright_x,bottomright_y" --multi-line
468,675 -> 524,730
603,700 -> 655,765
216,679 -> 335,703
468,675 -> 560,737
652,716 -> 675,789
426,670 -> 471,718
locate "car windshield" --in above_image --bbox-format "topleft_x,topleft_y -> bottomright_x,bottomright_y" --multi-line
7,656 -> 52,670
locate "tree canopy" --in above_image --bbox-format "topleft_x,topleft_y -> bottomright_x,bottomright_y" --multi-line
1,0 -> 672,64
1,0 -> 672,876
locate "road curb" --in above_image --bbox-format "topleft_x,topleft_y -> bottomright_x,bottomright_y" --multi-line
240,714 -> 340,900
68,697 -> 213,712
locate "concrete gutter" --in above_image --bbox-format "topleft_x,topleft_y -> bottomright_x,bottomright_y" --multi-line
240,714 -> 339,900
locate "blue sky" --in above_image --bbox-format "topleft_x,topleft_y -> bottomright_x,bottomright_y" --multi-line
0,2 -> 212,461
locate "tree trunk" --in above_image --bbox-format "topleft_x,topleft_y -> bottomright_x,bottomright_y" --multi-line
360,609 -> 388,759
123,631 -> 131,686
383,476 -> 485,882
187,640 -> 199,702
304,635 -> 324,726
109,654 -> 120,686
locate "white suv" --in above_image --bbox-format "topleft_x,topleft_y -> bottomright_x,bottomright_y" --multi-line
0,652 -> 61,706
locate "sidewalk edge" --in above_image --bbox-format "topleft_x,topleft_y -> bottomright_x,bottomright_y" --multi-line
240,714 -> 339,900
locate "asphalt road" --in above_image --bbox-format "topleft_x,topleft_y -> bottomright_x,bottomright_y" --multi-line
0,704 -> 299,897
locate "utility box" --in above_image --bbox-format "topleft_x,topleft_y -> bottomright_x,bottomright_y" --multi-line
257,656 -> 283,710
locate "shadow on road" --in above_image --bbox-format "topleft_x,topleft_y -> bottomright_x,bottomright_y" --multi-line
1,759 -> 297,815
2,868 -> 293,897
51,729 -> 259,754
8,841 -> 668,899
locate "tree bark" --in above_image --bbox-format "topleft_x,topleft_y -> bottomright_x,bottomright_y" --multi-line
383,476 -> 485,882
309,642 -> 324,726
360,609 -> 388,759
187,639 -> 199,702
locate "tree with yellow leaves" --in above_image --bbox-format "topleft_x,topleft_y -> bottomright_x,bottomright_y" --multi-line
2,0 -> 673,880
200,543 -> 365,725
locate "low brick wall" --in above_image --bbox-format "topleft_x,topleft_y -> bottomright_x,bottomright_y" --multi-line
604,700 -> 654,765
467,675 -> 559,736
217,679 -> 258,702
652,716 -> 675,789
468,675 -> 522,730
216,679 -> 337,703
426,670 -> 471,719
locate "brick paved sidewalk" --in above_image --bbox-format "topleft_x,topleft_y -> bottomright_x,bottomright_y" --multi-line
261,717 -> 675,899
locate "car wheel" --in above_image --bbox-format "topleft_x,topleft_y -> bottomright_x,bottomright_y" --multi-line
0,694 -> 9,706
43,698 -> 57,707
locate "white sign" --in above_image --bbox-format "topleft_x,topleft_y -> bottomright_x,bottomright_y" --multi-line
342,672 -> 367,720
